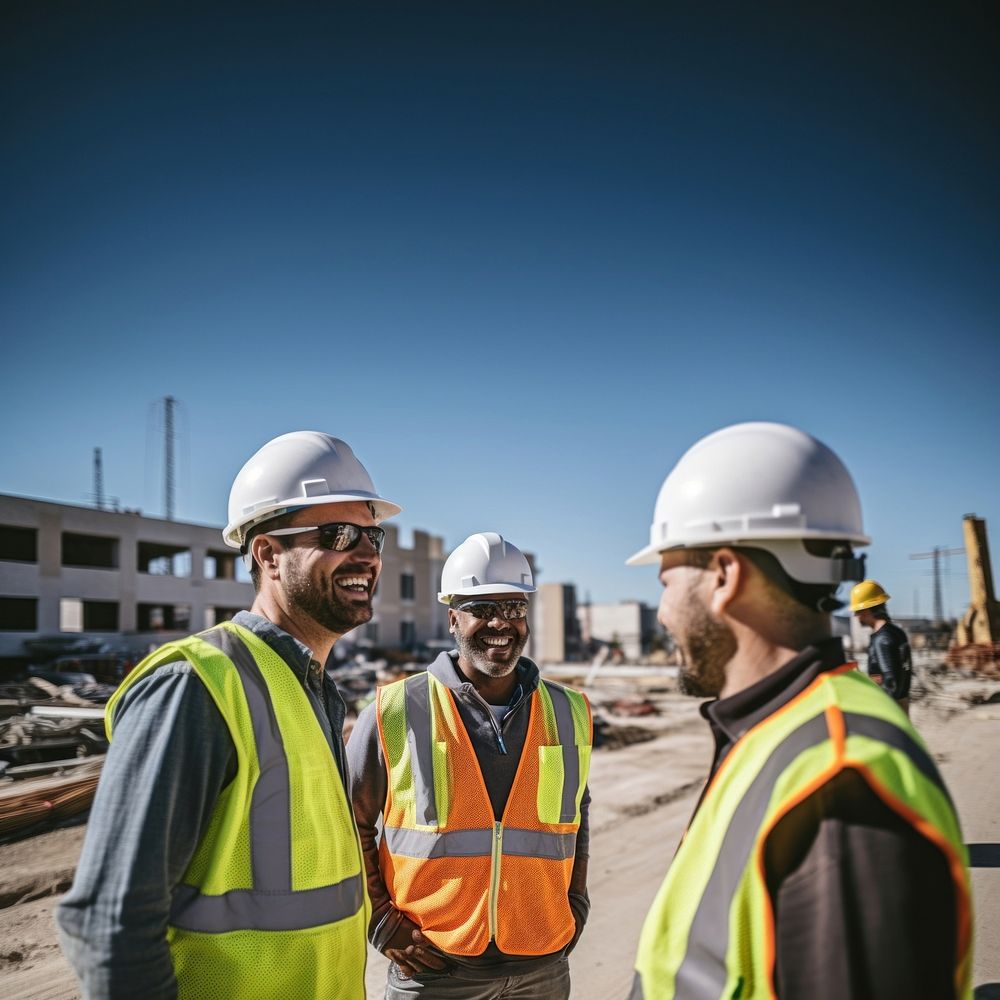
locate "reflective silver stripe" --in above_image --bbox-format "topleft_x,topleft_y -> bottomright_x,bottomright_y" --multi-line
383,825 -> 575,861
384,826 -> 494,858
674,712 -> 830,997
842,711 -> 951,805
544,681 -> 581,823
201,627 -> 291,891
405,674 -> 438,827
503,827 -> 577,860
170,873 -> 364,932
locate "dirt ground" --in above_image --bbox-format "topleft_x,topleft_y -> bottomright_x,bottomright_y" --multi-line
2,663 -> 998,1000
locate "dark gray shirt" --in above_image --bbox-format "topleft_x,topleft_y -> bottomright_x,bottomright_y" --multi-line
56,612 -> 350,1000
701,639 -> 957,998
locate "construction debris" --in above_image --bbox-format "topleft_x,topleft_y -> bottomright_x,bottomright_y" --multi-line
592,716 -> 659,751
0,679 -> 110,840
0,757 -> 104,838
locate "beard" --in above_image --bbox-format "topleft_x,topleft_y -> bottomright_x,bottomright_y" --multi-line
282,554 -> 374,635
674,594 -> 736,698
454,628 -> 527,678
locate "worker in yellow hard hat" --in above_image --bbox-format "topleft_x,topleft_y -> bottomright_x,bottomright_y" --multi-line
850,580 -> 913,715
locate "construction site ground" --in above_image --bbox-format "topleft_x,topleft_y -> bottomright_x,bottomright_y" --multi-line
1,660 -> 998,1000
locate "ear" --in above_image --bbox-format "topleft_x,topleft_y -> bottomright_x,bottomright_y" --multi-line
251,534 -> 282,581
447,609 -> 457,634
708,547 -> 743,617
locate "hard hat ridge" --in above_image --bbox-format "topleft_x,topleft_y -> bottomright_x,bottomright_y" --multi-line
438,532 -> 536,604
224,431 -> 401,549
627,422 -> 870,586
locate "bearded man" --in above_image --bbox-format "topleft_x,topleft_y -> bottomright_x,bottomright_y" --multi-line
347,532 -> 592,1000
625,422 -> 970,1000
58,432 -> 399,1000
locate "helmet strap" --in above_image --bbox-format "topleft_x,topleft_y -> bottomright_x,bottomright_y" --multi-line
737,546 -> 847,614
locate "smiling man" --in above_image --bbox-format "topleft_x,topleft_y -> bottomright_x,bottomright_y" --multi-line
347,532 -> 592,1000
57,431 -> 399,1000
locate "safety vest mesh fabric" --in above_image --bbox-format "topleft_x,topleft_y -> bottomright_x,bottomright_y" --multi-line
631,665 -> 972,1000
376,671 -> 592,956
106,622 -> 369,1000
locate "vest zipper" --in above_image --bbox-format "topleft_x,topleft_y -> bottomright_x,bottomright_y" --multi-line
488,821 -> 503,942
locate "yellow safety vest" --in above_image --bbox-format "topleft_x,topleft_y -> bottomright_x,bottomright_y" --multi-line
631,664 -> 972,1000
376,671 -> 592,956
107,622 -> 369,1000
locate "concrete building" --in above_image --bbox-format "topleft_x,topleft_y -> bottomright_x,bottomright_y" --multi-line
0,494 -> 449,670
532,582 -> 584,664
578,599 -> 660,662
361,525 -> 449,655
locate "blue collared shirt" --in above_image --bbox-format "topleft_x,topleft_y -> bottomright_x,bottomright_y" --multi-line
56,612 -> 351,1000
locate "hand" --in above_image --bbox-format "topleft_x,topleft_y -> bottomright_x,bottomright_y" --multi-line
870,674 -> 884,686
383,921 -> 449,980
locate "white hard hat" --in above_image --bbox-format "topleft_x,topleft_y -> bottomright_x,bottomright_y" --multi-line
224,431 -> 401,548
438,532 -> 536,604
627,422 -> 869,584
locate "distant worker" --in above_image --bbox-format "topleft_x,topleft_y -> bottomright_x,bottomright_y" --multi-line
626,422 -> 971,1000
851,579 -> 913,715
348,532 -> 592,999
57,431 -> 401,1000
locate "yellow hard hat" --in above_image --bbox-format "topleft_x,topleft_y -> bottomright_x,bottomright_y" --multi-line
850,579 -> 890,612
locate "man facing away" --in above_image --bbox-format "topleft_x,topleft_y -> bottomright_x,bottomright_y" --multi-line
851,579 -> 913,715
57,431 -> 400,1000
348,532 -> 592,1000
626,422 -> 971,1000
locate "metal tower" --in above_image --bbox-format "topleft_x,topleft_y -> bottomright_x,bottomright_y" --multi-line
164,395 -> 176,520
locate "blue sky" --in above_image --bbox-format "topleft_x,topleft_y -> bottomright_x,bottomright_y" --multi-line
3,4 -> 998,616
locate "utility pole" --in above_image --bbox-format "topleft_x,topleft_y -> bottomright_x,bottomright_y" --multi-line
164,395 -> 176,520
910,545 -> 964,625
93,447 -> 105,510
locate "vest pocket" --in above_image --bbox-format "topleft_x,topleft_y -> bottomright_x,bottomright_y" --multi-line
536,745 -> 566,824
433,740 -> 450,829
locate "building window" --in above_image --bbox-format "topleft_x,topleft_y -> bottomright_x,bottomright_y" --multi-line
400,621 -> 416,647
204,550 -> 238,580
401,572 -> 415,601
204,606 -> 241,628
138,603 -> 192,631
0,525 -> 37,563
137,542 -> 191,577
82,601 -> 119,631
366,621 -> 379,643
62,532 -> 119,569
0,597 -> 37,631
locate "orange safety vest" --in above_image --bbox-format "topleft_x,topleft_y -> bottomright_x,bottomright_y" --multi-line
375,671 -> 592,956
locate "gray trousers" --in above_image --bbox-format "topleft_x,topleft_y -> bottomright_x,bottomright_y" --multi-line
385,958 -> 571,1000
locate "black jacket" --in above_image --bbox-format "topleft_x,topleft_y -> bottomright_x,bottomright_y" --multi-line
699,639 -> 956,999
867,621 -> 912,700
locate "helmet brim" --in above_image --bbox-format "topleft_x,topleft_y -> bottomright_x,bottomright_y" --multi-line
437,583 -> 537,605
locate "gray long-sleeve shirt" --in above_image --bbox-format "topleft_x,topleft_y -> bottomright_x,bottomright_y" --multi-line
346,651 -> 590,981
56,612 -> 350,1000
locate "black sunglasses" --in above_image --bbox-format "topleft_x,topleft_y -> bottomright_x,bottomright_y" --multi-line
266,522 -> 386,554
452,599 -> 529,621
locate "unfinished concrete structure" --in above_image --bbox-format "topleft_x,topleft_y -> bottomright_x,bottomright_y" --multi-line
577,599 -> 660,662
533,583 -> 584,663
0,493 -> 452,670
953,514 -> 1000,661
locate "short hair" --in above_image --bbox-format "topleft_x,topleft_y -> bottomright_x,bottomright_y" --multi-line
244,512 -> 299,592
